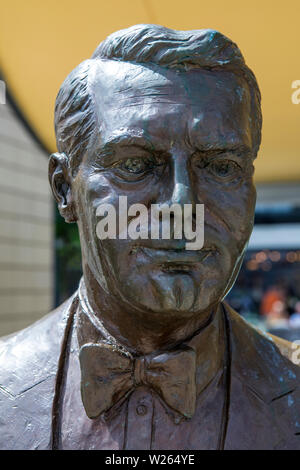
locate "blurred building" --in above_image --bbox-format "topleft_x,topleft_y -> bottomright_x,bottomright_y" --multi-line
0,99 -> 53,335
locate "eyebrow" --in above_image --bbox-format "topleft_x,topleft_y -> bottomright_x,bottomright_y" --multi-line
97,134 -> 253,159
97,134 -> 155,157
193,143 -> 253,157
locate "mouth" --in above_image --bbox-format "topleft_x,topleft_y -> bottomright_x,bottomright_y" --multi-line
131,244 -> 219,272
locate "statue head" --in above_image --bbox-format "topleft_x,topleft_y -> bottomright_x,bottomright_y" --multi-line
49,24 -> 262,322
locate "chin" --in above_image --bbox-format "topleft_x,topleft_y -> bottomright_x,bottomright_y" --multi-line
119,270 -> 221,318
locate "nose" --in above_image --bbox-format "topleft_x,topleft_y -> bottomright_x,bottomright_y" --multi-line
168,154 -> 196,207
171,182 -> 194,206
151,151 -> 201,244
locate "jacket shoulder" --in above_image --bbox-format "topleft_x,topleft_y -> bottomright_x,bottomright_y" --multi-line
0,294 -> 77,449
267,332 -> 300,364
223,302 -> 300,448
0,296 -> 75,396
225,303 -> 300,376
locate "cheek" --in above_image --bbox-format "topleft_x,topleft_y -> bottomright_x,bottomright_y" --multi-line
200,180 -> 256,247
232,180 -> 256,221
74,172 -> 119,224
222,182 -> 256,244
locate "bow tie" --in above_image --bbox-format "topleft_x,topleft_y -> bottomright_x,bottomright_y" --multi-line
79,342 -> 197,420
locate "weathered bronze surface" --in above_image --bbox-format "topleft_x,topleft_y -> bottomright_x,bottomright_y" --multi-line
0,24 -> 299,450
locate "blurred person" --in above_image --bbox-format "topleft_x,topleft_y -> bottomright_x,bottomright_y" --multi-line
260,284 -> 286,316
265,300 -> 289,329
290,301 -> 300,328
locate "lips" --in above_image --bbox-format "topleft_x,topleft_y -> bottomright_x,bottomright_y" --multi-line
132,244 -> 219,270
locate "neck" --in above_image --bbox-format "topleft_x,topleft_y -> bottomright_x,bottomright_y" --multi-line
81,265 -> 219,356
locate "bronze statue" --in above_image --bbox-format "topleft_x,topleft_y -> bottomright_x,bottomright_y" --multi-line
0,24 -> 299,450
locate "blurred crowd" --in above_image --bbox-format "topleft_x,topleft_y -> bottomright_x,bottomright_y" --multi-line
227,250 -> 300,339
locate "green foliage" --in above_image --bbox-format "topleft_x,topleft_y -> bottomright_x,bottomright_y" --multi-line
55,206 -> 82,304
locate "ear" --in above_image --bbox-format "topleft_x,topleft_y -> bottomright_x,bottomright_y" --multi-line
48,152 -> 77,223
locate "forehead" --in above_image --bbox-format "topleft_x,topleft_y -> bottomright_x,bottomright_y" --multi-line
91,60 -> 252,148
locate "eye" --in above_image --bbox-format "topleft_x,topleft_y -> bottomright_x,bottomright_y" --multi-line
113,154 -> 165,181
121,158 -> 150,174
207,159 -> 241,179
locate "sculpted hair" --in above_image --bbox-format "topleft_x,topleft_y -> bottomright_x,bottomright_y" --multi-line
55,24 -> 262,171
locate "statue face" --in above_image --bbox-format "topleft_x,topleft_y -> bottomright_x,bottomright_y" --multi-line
71,60 -> 256,318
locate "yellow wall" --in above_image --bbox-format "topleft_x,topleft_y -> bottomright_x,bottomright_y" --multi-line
1,0 -> 299,182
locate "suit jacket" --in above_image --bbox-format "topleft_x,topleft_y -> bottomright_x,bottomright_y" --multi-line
0,293 -> 300,450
